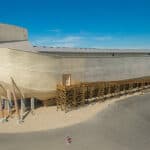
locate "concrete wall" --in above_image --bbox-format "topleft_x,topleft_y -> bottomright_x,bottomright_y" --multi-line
0,24 -> 28,42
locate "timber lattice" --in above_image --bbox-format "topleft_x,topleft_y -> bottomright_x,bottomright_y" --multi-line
56,76 -> 150,112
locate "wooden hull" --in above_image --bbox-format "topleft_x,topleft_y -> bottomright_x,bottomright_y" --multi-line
0,48 -> 150,100
0,48 -> 59,100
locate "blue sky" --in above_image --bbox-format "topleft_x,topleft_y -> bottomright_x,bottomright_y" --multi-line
0,0 -> 150,48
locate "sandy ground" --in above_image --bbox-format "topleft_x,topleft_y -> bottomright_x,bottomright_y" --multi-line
0,91 -> 145,133
1,91 -> 150,150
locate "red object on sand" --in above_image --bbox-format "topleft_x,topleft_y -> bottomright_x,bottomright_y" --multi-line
65,136 -> 72,144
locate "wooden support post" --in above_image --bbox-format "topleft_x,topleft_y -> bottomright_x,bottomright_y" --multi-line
11,77 -> 25,123
141,80 -> 144,94
103,83 -> 107,100
56,90 -> 60,111
101,84 -> 105,100
56,86 -> 60,111
89,87 -> 93,99
108,84 -> 111,97
6,100 -> 10,119
81,86 -> 85,105
0,99 -> 5,122
31,97 -> 35,114
1,98 -> 7,122
122,82 -> 126,95
129,82 -> 132,92
97,86 -> 101,97
21,98 -> 25,120
115,84 -> 120,97
142,80 -> 145,90
64,90 -> 68,113
73,88 -> 77,107
124,83 -> 127,95
11,77 -> 25,98
7,100 -> 10,116
59,85 -> 67,111
4,100 -> 7,110
4,99 -> 9,121
7,89 -> 12,118
12,87 -> 20,124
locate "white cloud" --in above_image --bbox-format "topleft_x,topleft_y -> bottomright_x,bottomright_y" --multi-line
48,29 -> 61,33
54,36 -> 82,43
31,36 -> 82,47
31,35 -> 113,48
94,36 -> 112,41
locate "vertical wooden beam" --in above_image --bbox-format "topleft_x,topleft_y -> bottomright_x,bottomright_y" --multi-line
108,83 -> 112,97
7,89 -> 12,117
81,85 -> 85,105
12,87 -> 20,123
73,87 -> 77,107
0,99 -> 5,122
97,85 -> 101,97
20,98 -> 25,120
31,97 -> 35,114
64,89 -> 67,113
11,77 -> 26,123
101,83 -> 105,101
56,85 -> 61,111
89,86 -> 93,99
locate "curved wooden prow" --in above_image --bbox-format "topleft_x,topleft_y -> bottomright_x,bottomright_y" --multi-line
10,77 -> 25,99
0,84 -> 7,120
10,77 -> 25,121
0,84 -> 7,96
